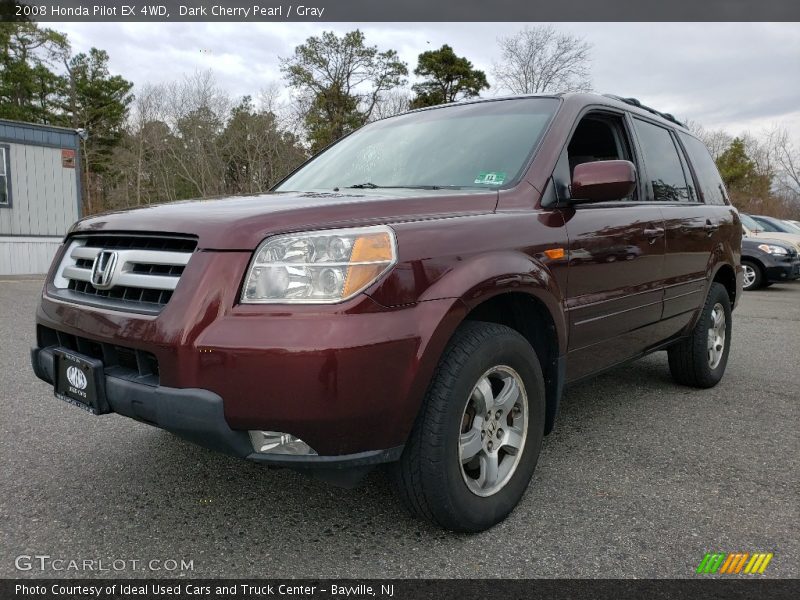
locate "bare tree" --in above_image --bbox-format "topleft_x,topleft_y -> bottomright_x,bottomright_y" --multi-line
160,70 -> 231,198
493,25 -> 592,95
370,90 -> 411,121
767,126 -> 800,196
740,132 -> 775,182
129,83 -> 166,204
683,120 -> 799,217
686,121 -> 733,160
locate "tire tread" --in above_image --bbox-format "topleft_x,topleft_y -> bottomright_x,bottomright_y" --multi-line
667,282 -> 731,388
392,322 -> 534,530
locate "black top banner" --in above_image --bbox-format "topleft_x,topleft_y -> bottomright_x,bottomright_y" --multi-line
3,0 -> 800,22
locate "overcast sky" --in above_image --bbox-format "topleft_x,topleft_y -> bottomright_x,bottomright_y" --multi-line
52,22 -> 800,140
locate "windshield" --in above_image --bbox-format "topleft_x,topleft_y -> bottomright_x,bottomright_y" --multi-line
740,214 -> 764,231
753,217 -> 796,234
784,221 -> 800,234
276,98 -> 559,192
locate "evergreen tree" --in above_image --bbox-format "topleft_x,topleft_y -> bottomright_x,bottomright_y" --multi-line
410,45 -> 489,109
281,30 -> 407,152
0,21 -> 69,123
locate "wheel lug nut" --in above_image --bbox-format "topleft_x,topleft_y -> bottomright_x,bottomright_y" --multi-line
495,410 -> 502,419
481,431 -> 485,439
497,429 -> 503,439
487,441 -> 493,451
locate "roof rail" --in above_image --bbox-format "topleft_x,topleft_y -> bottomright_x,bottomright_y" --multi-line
603,94 -> 686,128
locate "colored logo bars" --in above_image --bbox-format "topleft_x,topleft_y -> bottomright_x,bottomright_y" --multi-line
696,552 -> 774,574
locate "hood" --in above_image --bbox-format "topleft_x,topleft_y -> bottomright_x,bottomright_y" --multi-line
743,236 -> 797,250
744,229 -> 800,251
70,189 -> 498,250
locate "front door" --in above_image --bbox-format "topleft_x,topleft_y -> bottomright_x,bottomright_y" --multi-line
556,112 -> 667,381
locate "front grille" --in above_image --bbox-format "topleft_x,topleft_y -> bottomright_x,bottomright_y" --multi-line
51,233 -> 196,314
67,279 -> 174,306
38,325 -> 159,385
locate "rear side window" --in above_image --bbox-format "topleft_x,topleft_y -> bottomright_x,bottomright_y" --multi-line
678,132 -> 729,205
632,119 -> 691,202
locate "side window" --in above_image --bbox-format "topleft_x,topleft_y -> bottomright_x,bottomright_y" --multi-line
0,145 -> 10,208
564,114 -> 637,201
678,132 -> 729,205
632,119 -> 691,202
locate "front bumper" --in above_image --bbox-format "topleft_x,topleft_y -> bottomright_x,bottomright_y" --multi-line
764,259 -> 800,283
34,243 -> 468,473
31,346 -> 403,472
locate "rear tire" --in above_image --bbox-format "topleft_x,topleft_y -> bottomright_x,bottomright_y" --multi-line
391,321 -> 545,532
742,260 -> 763,291
667,282 -> 732,388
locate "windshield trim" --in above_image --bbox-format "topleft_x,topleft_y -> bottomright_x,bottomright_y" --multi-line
272,96 -> 563,194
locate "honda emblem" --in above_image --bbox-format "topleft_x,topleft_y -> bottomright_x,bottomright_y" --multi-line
91,251 -> 118,289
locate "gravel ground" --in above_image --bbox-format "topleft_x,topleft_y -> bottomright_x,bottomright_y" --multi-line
1,278 -> 798,579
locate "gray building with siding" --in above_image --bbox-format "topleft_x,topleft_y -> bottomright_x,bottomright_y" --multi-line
0,119 -> 82,276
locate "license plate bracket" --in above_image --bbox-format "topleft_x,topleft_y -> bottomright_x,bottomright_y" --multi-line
53,349 -> 111,415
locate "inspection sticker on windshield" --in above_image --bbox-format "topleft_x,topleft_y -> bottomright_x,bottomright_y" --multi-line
474,171 -> 506,185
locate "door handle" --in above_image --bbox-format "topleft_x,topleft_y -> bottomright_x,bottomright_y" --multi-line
643,226 -> 665,240
704,220 -> 718,236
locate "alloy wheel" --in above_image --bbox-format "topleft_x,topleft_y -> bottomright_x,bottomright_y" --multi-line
458,365 -> 528,497
743,264 -> 757,289
707,302 -> 726,369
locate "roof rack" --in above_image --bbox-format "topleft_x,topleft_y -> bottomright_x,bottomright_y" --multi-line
603,94 -> 686,128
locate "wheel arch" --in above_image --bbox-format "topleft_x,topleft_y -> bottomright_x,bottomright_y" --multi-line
395,251 -> 569,448
711,262 -> 738,305
461,291 -> 565,435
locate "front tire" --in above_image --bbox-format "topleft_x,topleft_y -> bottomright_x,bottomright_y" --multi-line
742,260 -> 763,291
391,321 -> 545,532
667,282 -> 732,388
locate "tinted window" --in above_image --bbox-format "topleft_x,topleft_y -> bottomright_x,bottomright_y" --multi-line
277,98 -> 558,192
678,132 -> 728,205
633,119 -> 690,202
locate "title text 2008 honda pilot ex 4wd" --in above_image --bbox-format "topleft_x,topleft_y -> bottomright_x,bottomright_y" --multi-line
32,94 -> 742,532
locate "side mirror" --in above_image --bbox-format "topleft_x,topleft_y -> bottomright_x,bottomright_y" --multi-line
570,160 -> 637,202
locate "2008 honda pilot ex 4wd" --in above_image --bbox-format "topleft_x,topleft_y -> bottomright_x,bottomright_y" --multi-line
32,93 -> 743,532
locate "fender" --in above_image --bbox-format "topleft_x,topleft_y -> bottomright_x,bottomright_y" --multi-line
419,250 -> 567,354
373,249 -> 569,442
684,229 -> 741,332
370,248 -> 567,353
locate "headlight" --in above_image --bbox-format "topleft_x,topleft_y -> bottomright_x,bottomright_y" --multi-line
757,244 -> 789,255
242,225 -> 397,303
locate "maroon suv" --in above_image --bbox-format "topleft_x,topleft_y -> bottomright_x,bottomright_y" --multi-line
31,93 -> 742,532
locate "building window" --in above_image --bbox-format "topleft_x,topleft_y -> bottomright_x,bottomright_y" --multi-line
0,145 -> 10,208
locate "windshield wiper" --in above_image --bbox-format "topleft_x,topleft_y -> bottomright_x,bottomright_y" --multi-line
346,183 -> 470,190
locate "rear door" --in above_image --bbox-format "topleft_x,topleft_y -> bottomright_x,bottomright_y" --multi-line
630,119 -> 714,325
558,111 -> 666,381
